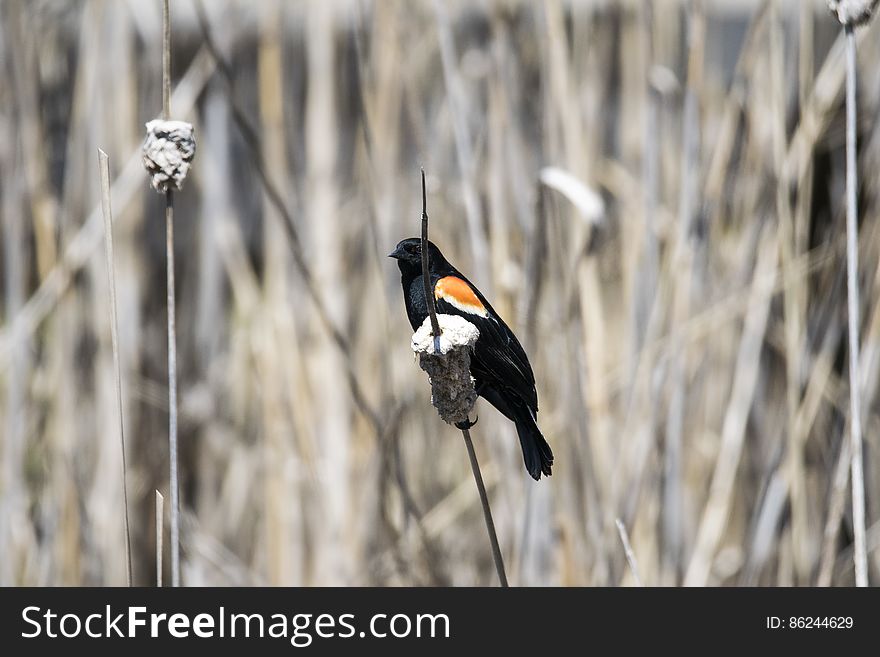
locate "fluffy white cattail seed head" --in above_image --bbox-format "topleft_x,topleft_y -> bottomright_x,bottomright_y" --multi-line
142,119 -> 196,193
828,0 -> 879,26
411,314 -> 480,426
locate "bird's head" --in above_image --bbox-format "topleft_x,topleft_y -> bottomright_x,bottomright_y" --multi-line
389,238 -> 450,274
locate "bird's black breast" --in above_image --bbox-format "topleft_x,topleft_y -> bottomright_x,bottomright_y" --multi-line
403,274 -> 430,331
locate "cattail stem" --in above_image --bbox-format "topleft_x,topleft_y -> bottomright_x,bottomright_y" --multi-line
166,191 -> 180,587
98,149 -> 133,587
420,168 -> 442,351
161,0 -> 181,588
162,0 -> 171,121
461,426 -> 508,587
843,22 -> 867,588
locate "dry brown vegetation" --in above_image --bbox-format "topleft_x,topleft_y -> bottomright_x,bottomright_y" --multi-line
0,0 -> 879,586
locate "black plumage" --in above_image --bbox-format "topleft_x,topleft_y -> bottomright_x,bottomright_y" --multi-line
390,238 -> 554,480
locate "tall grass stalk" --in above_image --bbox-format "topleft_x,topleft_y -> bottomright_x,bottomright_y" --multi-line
615,518 -> 642,586
843,22 -> 868,588
98,149 -> 133,586
156,490 -> 164,587
162,0 -> 181,588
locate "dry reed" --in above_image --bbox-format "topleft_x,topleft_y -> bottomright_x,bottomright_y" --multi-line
0,0 -> 877,587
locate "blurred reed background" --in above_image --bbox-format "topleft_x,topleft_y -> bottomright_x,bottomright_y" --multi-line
1,0 -> 879,586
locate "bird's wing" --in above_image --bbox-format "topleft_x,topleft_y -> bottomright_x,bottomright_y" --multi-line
434,275 -> 538,411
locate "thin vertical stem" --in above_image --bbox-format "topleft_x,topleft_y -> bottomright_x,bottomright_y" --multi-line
156,490 -> 164,587
844,23 -> 867,588
99,149 -> 133,587
615,518 -> 642,586
166,191 -> 179,587
461,427 -> 508,587
420,168 -> 441,350
162,0 -> 171,120
162,0 -> 180,588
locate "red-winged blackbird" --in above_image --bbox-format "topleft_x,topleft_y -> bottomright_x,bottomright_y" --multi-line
390,238 -> 553,480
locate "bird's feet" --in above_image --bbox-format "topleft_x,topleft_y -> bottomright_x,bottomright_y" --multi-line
455,415 -> 478,431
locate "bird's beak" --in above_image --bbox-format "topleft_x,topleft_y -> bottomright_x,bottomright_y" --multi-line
388,245 -> 405,259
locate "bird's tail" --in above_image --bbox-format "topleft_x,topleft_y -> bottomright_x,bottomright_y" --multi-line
513,405 -> 554,481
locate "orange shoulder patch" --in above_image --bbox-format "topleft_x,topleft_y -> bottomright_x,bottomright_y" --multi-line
435,276 -> 488,317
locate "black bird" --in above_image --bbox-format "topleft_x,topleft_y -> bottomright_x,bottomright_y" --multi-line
390,238 -> 553,480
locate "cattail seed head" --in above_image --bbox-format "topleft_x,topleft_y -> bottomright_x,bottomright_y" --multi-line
411,314 -> 479,426
828,0 -> 879,26
142,119 -> 196,193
